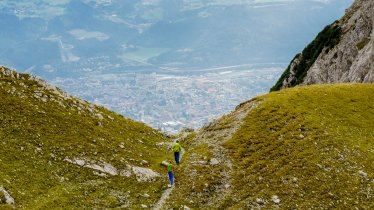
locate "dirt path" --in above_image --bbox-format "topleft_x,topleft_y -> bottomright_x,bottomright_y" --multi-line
153,134 -> 187,210
153,184 -> 174,210
154,100 -> 259,209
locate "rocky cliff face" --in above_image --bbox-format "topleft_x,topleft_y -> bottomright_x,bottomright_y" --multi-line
272,0 -> 374,91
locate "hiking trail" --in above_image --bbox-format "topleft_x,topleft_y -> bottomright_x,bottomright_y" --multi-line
153,134 -> 187,210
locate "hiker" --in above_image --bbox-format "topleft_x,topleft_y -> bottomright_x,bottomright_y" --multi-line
166,161 -> 174,187
172,140 -> 182,165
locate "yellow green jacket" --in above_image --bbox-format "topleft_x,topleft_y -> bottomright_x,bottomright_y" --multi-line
172,142 -> 182,152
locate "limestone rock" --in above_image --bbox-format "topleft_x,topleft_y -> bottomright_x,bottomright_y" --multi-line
271,195 -> 281,204
141,204 -> 148,208
358,170 -> 368,178
132,166 -> 160,182
0,186 -> 15,204
276,0 -> 374,90
256,198 -> 265,205
182,205 -> 191,210
119,168 -> 132,178
304,0 -> 374,85
209,158 -> 219,166
64,158 -> 118,176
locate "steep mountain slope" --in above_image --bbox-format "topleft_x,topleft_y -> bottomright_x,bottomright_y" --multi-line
0,66 -> 171,209
167,84 -> 374,209
1,65 -> 373,209
272,0 -> 373,91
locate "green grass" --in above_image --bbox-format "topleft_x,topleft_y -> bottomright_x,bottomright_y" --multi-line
166,140 -> 225,208
356,37 -> 370,50
0,67 -> 171,209
223,84 -> 374,209
167,84 -> 373,209
165,106 -> 249,209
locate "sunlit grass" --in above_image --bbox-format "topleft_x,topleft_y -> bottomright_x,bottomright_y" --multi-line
0,67 -> 171,209
224,84 -> 374,209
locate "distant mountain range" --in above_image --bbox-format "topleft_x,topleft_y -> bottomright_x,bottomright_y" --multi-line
0,0 -> 353,79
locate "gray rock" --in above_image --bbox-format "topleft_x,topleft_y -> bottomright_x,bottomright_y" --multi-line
256,198 -> 265,205
358,170 -> 368,178
119,169 -> 132,178
141,204 -> 148,208
141,160 -> 149,165
86,162 -> 118,176
0,186 -> 15,204
271,195 -> 281,204
132,166 -> 160,182
182,205 -> 191,210
143,193 -> 150,197
209,158 -> 220,166
75,159 -> 85,166
64,158 -> 118,176
156,142 -> 165,147
278,0 -> 374,89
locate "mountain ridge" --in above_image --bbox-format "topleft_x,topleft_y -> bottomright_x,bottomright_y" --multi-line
272,0 -> 373,91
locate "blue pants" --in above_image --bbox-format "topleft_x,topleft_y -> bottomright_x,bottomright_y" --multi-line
174,152 -> 180,165
168,171 -> 174,185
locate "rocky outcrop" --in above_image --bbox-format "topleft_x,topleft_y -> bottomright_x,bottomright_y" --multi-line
131,166 -> 160,182
0,186 -> 15,205
64,158 -> 160,182
304,0 -> 374,84
272,0 -> 374,91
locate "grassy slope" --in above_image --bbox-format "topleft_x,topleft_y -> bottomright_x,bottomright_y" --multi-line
0,67 -> 171,209
223,84 -> 374,209
165,101 -> 254,209
168,84 -> 373,209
